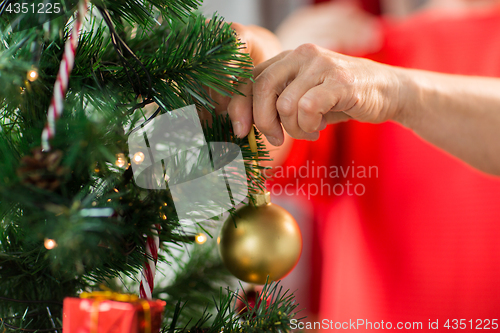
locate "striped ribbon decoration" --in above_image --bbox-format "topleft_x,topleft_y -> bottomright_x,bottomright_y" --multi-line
139,224 -> 160,299
41,0 -> 88,151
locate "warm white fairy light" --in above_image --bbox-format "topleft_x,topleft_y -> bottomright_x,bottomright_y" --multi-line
115,153 -> 126,168
44,238 -> 57,250
133,152 -> 145,165
27,69 -> 39,82
195,233 -> 207,245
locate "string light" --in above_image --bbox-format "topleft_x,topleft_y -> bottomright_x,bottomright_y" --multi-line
195,233 -> 207,245
44,238 -> 57,250
115,153 -> 126,168
27,68 -> 39,82
133,152 -> 145,165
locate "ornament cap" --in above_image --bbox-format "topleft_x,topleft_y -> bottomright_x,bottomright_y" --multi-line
250,191 -> 271,207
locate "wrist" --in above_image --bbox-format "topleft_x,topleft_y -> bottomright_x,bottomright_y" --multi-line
390,66 -> 423,129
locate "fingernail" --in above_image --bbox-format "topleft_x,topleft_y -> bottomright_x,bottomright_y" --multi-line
267,136 -> 281,146
307,132 -> 320,141
233,121 -> 243,137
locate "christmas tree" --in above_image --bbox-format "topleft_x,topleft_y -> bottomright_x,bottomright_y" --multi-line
0,0 -> 301,331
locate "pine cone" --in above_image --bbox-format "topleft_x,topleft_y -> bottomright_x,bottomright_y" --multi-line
17,148 -> 66,191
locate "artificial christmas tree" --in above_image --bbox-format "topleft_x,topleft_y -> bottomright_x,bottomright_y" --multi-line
0,0 -> 302,331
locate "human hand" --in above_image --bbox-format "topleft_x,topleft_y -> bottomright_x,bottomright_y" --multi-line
275,1 -> 382,55
227,43 -> 404,146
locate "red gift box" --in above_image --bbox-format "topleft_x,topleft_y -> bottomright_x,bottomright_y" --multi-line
63,292 -> 166,333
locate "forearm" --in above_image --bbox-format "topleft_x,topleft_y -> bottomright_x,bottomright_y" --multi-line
394,67 -> 500,175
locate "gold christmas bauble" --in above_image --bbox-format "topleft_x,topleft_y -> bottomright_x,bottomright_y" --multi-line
218,192 -> 302,284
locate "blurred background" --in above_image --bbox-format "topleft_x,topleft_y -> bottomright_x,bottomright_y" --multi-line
200,0 -> 427,30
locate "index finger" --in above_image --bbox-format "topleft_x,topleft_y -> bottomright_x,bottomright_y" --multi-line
252,52 -> 299,146
227,51 -> 291,138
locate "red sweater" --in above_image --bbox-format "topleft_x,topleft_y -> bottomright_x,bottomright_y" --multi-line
271,5 -> 500,329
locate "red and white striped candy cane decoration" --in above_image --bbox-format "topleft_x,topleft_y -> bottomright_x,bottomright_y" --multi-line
41,0 -> 88,151
139,224 -> 160,299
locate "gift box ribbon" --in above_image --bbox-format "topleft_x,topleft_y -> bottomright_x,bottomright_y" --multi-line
80,291 -> 151,333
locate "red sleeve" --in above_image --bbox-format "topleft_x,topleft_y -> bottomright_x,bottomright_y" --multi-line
313,0 -> 381,15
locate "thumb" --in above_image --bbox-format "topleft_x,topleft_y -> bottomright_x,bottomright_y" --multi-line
324,111 -> 352,125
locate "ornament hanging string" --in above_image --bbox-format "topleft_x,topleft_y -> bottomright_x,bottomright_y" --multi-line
247,125 -> 265,194
247,125 -> 259,156
41,0 -> 88,151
